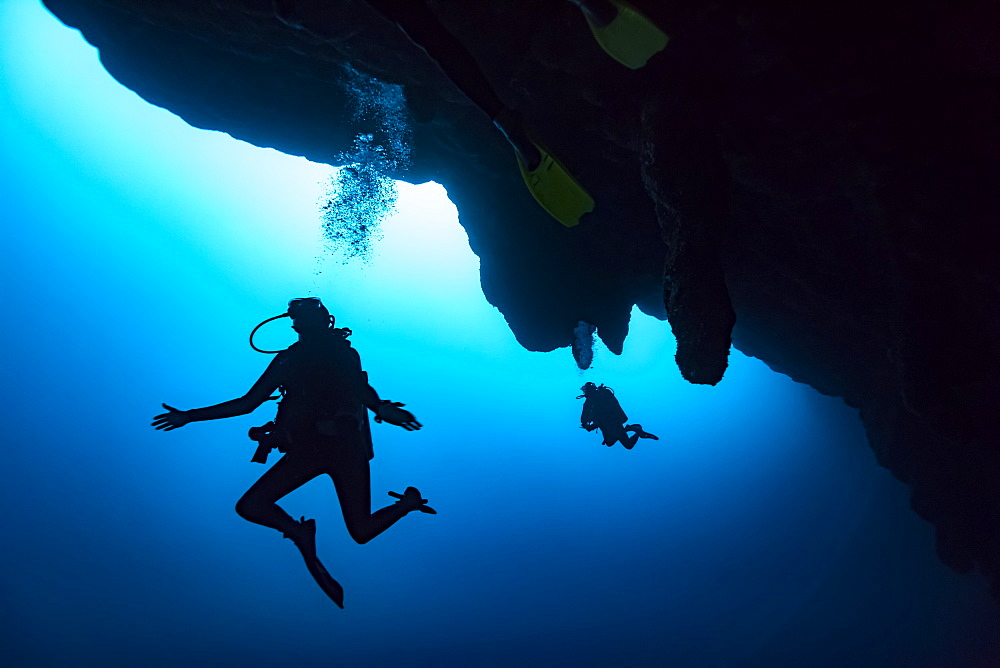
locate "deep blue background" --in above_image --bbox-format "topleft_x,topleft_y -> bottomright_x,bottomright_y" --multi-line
2,2 -> 998,664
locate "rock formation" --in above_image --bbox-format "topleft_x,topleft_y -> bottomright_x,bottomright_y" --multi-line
42,0 -> 1000,597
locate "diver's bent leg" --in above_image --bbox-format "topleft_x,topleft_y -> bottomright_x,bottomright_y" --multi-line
364,1 -> 540,168
330,452 -> 410,545
237,453 -> 344,607
625,423 -> 659,441
365,0 -> 505,119
236,454 -> 323,535
601,425 -> 631,448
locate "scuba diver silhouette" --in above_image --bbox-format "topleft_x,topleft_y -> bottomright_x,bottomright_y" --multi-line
151,298 -> 434,608
578,381 -> 658,449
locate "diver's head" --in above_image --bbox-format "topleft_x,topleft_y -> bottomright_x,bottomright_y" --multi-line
580,381 -> 598,396
287,297 -> 334,335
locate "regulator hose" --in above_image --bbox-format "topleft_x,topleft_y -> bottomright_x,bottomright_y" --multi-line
248,313 -> 290,354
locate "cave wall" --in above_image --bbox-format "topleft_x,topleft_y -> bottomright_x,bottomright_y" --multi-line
41,0 -> 1000,596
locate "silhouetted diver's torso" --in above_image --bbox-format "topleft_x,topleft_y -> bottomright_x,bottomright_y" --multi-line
273,333 -> 374,460
581,387 -> 628,429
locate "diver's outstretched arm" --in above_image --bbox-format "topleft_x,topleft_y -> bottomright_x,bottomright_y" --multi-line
356,367 -> 421,431
152,395 -> 270,431
151,356 -> 284,430
151,403 -> 192,431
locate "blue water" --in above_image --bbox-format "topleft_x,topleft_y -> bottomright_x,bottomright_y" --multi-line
2,2 -> 997,665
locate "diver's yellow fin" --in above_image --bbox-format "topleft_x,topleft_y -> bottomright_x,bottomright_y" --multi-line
584,0 -> 668,69
517,145 -> 595,227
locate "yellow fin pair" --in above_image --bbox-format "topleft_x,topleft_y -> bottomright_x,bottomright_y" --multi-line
514,2 -> 667,226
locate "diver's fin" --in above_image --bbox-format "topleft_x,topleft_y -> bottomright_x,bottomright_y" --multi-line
626,423 -> 659,440
584,0 -> 668,70
303,553 -> 345,608
516,143 -> 595,228
493,108 -> 595,227
389,488 -> 437,514
286,517 -> 345,608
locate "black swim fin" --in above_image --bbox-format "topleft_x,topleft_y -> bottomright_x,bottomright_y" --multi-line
626,423 -> 659,440
303,554 -> 345,609
286,517 -> 344,608
389,488 -> 437,514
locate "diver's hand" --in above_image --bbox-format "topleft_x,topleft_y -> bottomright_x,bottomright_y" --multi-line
152,403 -> 191,431
374,402 -> 422,431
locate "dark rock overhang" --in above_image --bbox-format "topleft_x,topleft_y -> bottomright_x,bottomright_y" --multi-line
41,0 -> 1000,597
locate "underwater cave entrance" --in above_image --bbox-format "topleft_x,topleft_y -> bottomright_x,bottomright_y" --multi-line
3,2 -> 997,662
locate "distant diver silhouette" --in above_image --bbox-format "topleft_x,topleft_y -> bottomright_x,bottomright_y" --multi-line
152,298 -> 434,608
578,381 -> 658,449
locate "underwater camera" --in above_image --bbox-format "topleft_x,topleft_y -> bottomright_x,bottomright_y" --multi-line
248,421 -> 287,464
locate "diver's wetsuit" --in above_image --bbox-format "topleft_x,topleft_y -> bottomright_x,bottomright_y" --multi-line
235,330 -> 408,544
